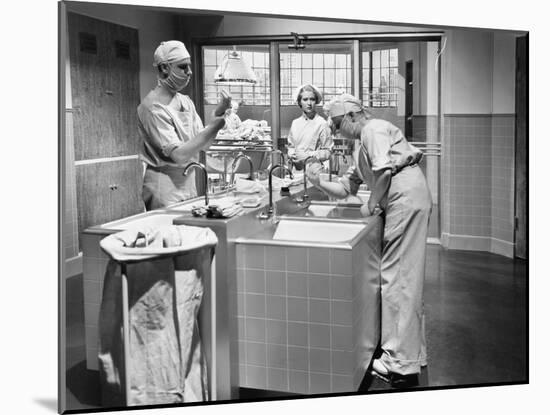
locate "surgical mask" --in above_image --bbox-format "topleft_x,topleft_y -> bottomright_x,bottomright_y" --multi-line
339,114 -> 362,139
159,64 -> 190,92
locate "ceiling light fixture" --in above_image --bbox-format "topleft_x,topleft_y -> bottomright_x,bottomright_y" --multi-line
214,46 -> 257,85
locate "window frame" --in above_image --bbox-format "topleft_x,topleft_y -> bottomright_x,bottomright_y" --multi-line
361,44 -> 399,108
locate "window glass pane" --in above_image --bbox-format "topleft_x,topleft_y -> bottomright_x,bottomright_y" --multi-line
204,66 -> 216,83
336,54 -> 347,69
204,49 -> 217,65
280,53 -> 289,69
380,49 -> 389,67
336,69 -> 348,89
389,48 -> 398,66
380,68 -> 389,85
302,69 -> 312,85
324,68 -> 335,87
372,50 -> 380,68
280,43 -> 352,107
362,52 -> 370,68
361,46 -> 398,107
253,52 -> 264,67
389,68 -> 397,87
372,69 -> 380,89
294,54 -> 302,70
313,53 -> 324,67
294,71 -> 302,87
313,68 -> 323,85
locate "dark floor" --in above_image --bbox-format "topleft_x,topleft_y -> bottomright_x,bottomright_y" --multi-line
63,245 -> 527,411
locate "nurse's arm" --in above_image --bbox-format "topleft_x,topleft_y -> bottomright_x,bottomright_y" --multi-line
306,163 -> 347,198
367,168 -> 391,213
316,180 -> 349,199
169,116 -> 226,165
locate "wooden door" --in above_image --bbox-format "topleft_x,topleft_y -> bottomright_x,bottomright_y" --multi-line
108,159 -> 144,221
68,13 -> 140,160
515,35 -> 528,259
76,163 -> 113,234
76,160 -> 144,238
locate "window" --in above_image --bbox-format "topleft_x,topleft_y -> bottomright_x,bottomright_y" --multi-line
202,45 -> 270,105
362,47 -> 398,107
279,43 -> 353,105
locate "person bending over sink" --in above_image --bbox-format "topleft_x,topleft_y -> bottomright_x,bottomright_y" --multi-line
306,93 -> 432,388
138,40 -> 232,210
287,84 -> 333,172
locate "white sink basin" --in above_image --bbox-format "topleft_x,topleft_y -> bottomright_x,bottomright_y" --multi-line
306,204 -> 338,217
100,213 -> 182,231
273,220 -> 366,243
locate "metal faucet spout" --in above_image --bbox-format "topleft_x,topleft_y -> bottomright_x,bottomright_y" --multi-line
183,162 -> 209,206
267,164 -> 293,215
230,153 -> 254,184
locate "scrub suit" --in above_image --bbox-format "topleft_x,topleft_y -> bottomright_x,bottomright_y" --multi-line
287,113 -> 333,167
138,94 -> 204,210
340,118 -> 432,376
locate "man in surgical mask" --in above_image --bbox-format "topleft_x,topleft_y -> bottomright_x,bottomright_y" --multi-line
307,93 -> 432,387
138,40 -> 231,210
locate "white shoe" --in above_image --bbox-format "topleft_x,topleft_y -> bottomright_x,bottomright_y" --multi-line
371,359 -> 391,382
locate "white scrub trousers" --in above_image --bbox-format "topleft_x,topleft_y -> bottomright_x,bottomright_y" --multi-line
378,164 -> 432,375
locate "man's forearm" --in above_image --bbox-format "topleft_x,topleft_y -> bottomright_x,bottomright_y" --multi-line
368,169 -> 391,211
317,180 -> 348,199
170,117 -> 225,165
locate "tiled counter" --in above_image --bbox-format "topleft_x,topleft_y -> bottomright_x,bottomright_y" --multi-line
235,215 -> 383,394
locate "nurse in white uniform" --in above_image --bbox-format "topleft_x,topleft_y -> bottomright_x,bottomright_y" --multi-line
287,84 -> 333,171
138,40 -> 231,210
307,93 -> 432,386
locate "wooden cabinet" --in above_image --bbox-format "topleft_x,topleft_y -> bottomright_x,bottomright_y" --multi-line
76,159 -> 143,232
68,13 -> 144,245
68,12 -> 140,160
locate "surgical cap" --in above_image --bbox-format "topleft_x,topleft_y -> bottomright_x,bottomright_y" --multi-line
324,93 -> 363,117
153,40 -> 190,67
294,84 -> 323,105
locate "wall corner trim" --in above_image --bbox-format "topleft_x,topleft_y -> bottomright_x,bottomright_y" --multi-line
440,233 -> 514,258
65,253 -> 83,278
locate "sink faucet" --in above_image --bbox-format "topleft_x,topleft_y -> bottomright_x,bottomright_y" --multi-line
183,161 -> 209,206
258,163 -> 293,219
230,153 -> 254,184
328,152 -> 333,183
294,155 -> 317,203
270,149 -> 286,178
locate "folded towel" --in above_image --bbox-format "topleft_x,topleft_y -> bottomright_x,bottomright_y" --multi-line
207,204 -> 244,218
191,196 -> 240,209
190,198 -> 245,219
241,196 -> 262,208
100,225 -> 218,262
